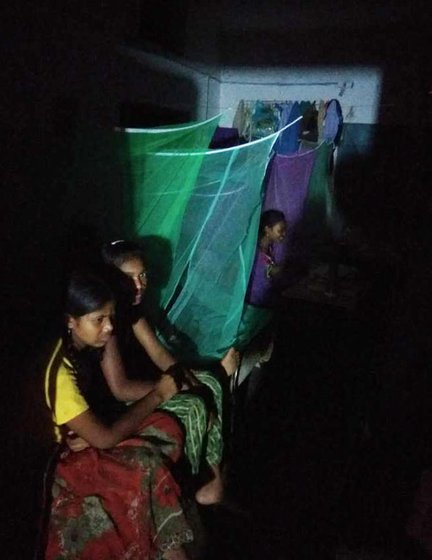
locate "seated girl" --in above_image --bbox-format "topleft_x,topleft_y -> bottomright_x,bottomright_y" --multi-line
246,209 -> 287,307
99,240 -> 239,506
44,272 -> 194,560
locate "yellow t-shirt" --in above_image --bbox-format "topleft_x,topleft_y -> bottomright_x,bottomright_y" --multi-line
45,339 -> 89,441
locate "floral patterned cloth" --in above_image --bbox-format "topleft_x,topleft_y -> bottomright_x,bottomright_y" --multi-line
45,412 -> 193,560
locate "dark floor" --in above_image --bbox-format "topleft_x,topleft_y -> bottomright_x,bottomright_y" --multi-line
201,290 -> 430,559
2,260 -> 431,559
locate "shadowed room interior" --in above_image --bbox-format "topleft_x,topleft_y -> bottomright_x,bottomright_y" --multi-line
1,1 -> 431,558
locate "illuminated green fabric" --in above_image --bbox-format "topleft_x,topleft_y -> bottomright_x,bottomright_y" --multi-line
123,116 -> 221,284
66,116 -> 220,240
69,116 -> 282,359
125,130 -> 281,359
235,304 -> 274,350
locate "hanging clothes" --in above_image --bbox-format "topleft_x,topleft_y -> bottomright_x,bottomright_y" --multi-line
275,102 -> 302,155
210,126 -> 241,149
250,101 -> 280,140
273,101 -> 293,154
300,102 -> 319,143
323,99 -> 344,144
233,100 -> 247,138
317,100 -> 326,140
263,146 -> 317,264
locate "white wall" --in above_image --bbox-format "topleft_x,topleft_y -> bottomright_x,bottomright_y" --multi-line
184,0 -> 424,128
218,66 -> 383,127
120,53 -> 383,128
119,53 -> 384,127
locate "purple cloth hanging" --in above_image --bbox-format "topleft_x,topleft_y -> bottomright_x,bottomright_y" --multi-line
210,126 -> 241,149
246,147 -> 318,306
276,102 -> 302,155
264,148 -> 317,263
323,99 -> 343,144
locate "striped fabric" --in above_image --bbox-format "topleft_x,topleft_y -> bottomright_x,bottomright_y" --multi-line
158,371 -> 223,474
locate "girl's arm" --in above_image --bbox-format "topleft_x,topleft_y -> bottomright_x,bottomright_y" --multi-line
101,335 -> 155,401
133,317 -> 240,377
65,374 -> 177,449
132,317 -> 176,372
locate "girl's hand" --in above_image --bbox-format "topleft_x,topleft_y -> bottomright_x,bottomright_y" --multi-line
66,431 -> 91,452
164,364 -> 202,392
182,368 -> 202,390
154,373 -> 179,402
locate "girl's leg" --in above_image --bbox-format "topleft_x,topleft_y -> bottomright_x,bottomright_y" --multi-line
192,372 -> 225,505
159,372 -> 225,504
195,463 -> 224,505
46,440 -> 192,560
159,393 -> 208,474
135,410 -> 185,463
163,546 -> 190,560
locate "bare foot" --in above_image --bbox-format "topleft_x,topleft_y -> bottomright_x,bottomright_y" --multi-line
163,547 -> 190,560
195,464 -> 224,505
220,347 -> 240,376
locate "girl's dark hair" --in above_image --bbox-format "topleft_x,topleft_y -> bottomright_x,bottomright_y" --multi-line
63,273 -> 116,421
101,240 -> 145,268
259,209 -> 286,236
65,271 -> 114,318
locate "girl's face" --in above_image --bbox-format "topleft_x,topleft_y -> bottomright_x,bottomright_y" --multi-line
265,220 -> 286,243
118,257 -> 148,306
68,301 -> 115,350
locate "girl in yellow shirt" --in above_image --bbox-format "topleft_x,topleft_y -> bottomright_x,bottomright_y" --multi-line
44,272 -> 194,560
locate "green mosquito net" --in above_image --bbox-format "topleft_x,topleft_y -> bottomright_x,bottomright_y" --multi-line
65,115 -> 221,239
125,129 -> 283,359
67,116 -> 294,360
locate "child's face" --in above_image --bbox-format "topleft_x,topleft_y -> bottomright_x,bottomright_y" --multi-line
266,220 -> 286,243
68,301 -> 115,349
118,257 -> 148,305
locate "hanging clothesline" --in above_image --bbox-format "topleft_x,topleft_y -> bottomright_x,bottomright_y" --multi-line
226,80 -> 354,96
233,98 -> 343,148
223,81 -> 341,87
238,101 -> 396,107
240,98 -> 329,104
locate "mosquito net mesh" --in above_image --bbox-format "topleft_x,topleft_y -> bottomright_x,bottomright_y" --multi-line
66,115 -> 221,239
67,116 -> 299,359
123,116 -> 221,286
126,131 -> 285,358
